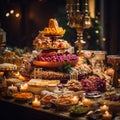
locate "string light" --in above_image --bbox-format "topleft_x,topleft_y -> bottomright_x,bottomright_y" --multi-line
5,10 -> 20,18
15,13 -> 20,18
96,39 -> 99,43
95,20 -> 98,23
102,37 -> 106,41
10,10 -> 14,14
97,12 -> 100,15
95,30 -> 99,34
6,13 -> 10,17
95,16 -> 98,19
87,35 -> 91,39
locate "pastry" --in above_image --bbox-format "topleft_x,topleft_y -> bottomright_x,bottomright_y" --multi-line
0,63 -> 17,71
40,18 -> 66,36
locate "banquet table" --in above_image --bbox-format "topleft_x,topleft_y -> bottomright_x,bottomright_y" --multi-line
0,91 -> 120,120
0,96 -> 87,120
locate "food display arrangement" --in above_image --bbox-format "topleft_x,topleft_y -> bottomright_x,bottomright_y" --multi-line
0,51 -> 22,68
0,63 -> 17,71
33,18 -> 78,69
0,18 -> 120,120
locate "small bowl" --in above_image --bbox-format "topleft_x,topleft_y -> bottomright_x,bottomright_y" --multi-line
47,84 -> 57,91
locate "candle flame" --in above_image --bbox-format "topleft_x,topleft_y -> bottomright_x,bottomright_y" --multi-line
105,111 -> 109,115
34,97 -> 38,102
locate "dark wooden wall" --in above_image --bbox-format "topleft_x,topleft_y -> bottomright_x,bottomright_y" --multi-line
0,0 -> 120,55
104,0 -> 120,55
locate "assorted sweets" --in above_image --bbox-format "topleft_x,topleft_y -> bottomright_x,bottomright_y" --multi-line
12,92 -> 33,101
68,105 -> 89,115
80,76 -> 106,92
0,63 -> 17,71
0,51 -> 22,68
65,79 -> 82,91
33,18 -> 68,49
33,18 -> 78,68
37,70 -> 69,80
33,51 -> 78,67
53,94 -> 79,111
65,74 -> 107,92
6,78 -> 23,86
35,51 -> 78,62
40,18 -> 66,36
105,94 -> 120,102
28,79 -> 60,87
33,33 -> 71,50
0,17 -> 119,120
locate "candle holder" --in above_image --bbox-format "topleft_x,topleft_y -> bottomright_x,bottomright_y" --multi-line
32,95 -> 41,107
66,0 -> 92,56
107,55 -> 120,88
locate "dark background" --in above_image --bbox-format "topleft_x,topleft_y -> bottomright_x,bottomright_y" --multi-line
0,0 -> 120,55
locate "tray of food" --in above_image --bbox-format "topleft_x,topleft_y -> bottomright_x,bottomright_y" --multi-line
53,94 -> 79,111
12,92 -> 33,101
68,105 -> 89,116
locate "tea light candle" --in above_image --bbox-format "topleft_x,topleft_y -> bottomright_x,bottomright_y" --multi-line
72,96 -> 79,104
15,72 -> 25,81
19,75 -> 25,81
100,104 -> 109,112
32,97 -> 41,107
23,83 -> 28,89
20,83 -> 28,92
103,111 -> 112,120
78,101 -> 83,105
82,98 -> 93,106
8,84 -> 17,92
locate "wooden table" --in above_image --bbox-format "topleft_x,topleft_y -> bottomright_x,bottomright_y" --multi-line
0,97 -> 87,120
0,93 -> 120,120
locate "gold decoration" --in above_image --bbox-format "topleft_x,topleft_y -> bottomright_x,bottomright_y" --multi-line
102,37 -> 106,41
66,0 -> 92,56
40,18 -> 66,36
87,35 -> 91,39
95,30 -> 99,34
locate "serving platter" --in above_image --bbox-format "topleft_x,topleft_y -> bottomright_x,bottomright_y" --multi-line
33,60 -> 78,67
85,92 -> 102,98
12,92 -> 33,102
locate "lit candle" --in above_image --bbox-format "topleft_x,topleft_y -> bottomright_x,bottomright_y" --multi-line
19,75 -> 25,81
78,101 -> 83,105
8,84 -> 17,92
20,83 -> 28,92
15,72 -> 20,78
15,72 -> 25,81
23,83 -> 28,89
82,98 -> 93,106
72,96 -> 79,104
103,111 -> 112,120
32,97 -> 41,107
100,104 -> 109,112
